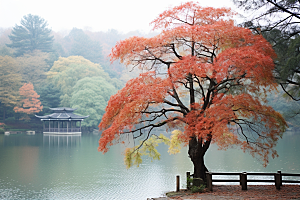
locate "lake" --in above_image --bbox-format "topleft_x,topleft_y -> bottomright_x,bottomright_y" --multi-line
0,131 -> 299,200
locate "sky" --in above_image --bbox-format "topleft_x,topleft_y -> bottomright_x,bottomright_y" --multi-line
0,0 -> 239,33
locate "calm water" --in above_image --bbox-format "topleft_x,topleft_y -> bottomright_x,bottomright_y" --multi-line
0,132 -> 299,200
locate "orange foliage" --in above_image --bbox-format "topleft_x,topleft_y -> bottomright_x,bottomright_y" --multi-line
100,2 -> 287,167
98,71 -> 172,152
14,83 -> 43,115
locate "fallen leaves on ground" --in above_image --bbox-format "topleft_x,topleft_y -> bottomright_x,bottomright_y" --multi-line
167,185 -> 300,199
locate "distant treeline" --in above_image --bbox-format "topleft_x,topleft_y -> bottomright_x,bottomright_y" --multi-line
0,14 -> 156,132
0,13 -> 300,133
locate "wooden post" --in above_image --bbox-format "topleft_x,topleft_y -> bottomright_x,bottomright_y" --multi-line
186,172 -> 190,190
206,172 -> 213,191
277,170 -> 282,186
240,172 -> 247,190
275,172 -> 281,190
240,174 -> 242,185
240,172 -> 246,185
176,175 -> 180,192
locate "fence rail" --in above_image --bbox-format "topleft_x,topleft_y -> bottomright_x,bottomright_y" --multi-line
185,171 -> 300,191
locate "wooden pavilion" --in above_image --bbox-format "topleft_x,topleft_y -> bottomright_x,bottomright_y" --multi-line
35,107 -> 89,135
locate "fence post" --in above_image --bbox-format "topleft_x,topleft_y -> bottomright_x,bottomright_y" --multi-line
240,172 -> 246,185
275,173 -> 281,190
239,174 -> 242,185
240,172 -> 247,190
186,172 -> 190,190
277,170 -> 282,186
176,175 -> 180,192
206,172 -> 213,191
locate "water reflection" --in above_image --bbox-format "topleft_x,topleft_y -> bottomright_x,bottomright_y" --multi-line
0,132 -> 299,200
43,134 -> 81,147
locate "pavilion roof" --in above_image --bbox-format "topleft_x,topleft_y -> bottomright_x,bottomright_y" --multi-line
35,107 -> 89,120
50,107 -> 77,112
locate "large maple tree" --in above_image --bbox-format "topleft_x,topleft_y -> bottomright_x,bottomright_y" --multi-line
98,2 -> 287,182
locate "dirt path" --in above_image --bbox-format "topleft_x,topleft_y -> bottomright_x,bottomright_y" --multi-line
150,185 -> 300,200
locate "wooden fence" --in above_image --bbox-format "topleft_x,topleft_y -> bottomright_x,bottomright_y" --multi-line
184,171 -> 300,191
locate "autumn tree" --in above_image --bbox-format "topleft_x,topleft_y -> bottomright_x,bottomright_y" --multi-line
7,14 -> 54,56
16,50 -> 50,87
233,0 -> 300,100
98,2 -> 287,183
0,56 -> 22,120
14,83 -> 43,119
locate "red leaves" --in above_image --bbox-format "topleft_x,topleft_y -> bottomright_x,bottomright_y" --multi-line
213,40 -> 276,88
151,1 -> 234,30
14,83 -> 43,115
170,56 -> 211,81
100,2 -> 287,168
98,72 -> 172,152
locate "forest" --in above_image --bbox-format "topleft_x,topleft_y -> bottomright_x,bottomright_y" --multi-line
0,14 -> 157,132
0,9 -> 299,134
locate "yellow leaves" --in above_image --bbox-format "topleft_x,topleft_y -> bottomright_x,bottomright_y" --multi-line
124,147 -> 143,169
123,133 -> 183,168
124,135 -> 162,168
168,130 -> 182,154
0,56 -> 22,107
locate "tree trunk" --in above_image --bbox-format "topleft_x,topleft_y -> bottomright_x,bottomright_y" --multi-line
188,135 -> 211,184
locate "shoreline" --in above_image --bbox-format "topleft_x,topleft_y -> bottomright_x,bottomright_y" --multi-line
149,185 -> 300,199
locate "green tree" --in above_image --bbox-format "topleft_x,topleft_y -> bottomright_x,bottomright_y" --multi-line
7,14 -> 54,56
47,56 -> 121,107
71,77 -> 117,128
0,56 -> 22,120
36,82 -> 61,115
273,34 -> 300,100
267,89 -> 300,131
233,0 -> 300,100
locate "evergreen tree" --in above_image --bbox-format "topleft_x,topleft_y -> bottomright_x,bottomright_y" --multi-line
7,14 -> 54,56
233,0 -> 300,100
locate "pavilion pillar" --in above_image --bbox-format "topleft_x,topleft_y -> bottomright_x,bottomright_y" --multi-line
43,120 -> 45,132
67,121 -> 69,133
49,120 -> 50,132
58,120 -> 59,132
80,121 -> 82,133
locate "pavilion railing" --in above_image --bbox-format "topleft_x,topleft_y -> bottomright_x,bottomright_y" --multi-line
44,128 -> 81,133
